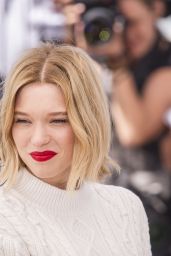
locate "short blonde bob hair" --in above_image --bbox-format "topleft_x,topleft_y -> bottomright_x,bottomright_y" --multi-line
0,43 -> 116,190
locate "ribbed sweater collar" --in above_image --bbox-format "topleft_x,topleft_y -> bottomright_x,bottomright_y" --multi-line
13,168 -> 93,217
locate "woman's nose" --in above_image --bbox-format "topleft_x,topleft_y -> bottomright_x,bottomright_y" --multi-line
30,124 -> 50,147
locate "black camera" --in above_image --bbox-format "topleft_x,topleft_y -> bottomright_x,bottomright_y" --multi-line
75,0 -> 171,46
75,0 -> 121,46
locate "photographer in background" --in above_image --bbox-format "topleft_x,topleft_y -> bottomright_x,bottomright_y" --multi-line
1,0 -> 73,75
57,0 -> 171,255
109,2 -> 171,254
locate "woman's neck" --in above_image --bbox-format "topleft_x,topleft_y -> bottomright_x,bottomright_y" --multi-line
12,168 -> 93,217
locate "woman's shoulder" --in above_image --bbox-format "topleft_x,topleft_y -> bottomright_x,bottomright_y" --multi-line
0,185 -> 26,219
0,208 -> 30,255
92,182 -> 140,202
0,185 -> 19,204
90,183 -> 150,239
91,182 -> 144,214
0,187 -> 20,231
88,183 -> 151,255
0,188 -> 30,255
0,231 -> 30,256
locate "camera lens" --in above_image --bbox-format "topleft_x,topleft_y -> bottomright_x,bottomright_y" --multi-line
83,7 -> 115,45
84,19 -> 112,45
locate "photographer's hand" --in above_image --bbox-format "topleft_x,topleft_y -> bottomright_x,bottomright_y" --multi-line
52,0 -> 126,60
52,0 -> 86,45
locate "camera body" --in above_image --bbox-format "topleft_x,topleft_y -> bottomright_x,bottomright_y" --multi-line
75,0 -> 119,45
75,0 -> 171,46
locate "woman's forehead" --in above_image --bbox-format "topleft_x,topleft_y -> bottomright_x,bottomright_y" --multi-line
14,82 -> 66,112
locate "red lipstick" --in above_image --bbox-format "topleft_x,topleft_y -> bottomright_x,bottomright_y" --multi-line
30,151 -> 57,162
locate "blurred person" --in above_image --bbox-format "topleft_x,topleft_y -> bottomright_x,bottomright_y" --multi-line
57,0 -> 171,254
1,0 -> 72,75
108,1 -> 171,254
0,43 -> 152,255
2,0 -> 34,74
57,0 -> 171,192
105,0 -> 171,186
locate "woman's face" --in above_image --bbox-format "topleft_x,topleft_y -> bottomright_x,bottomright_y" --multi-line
118,0 -> 157,59
12,82 -> 75,188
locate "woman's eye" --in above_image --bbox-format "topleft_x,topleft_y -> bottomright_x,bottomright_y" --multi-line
50,119 -> 68,124
15,119 -> 31,124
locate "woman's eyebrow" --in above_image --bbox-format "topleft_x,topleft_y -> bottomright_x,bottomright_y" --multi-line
14,111 -> 68,116
14,111 -> 29,116
48,112 -> 68,116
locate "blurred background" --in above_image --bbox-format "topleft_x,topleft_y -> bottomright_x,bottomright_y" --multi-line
1,0 -> 171,255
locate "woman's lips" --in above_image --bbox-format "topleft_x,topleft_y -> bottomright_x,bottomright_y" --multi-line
30,151 -> 57,162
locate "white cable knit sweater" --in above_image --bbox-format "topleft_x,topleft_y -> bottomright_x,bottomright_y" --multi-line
0,169 -> 152,256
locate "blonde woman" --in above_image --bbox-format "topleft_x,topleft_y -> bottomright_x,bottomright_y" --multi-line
0,43 -> 151,255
